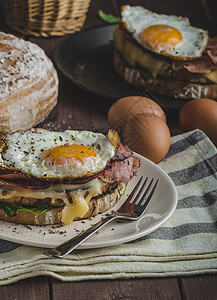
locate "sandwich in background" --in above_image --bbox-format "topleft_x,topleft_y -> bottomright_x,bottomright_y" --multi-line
113,6 -> 217,100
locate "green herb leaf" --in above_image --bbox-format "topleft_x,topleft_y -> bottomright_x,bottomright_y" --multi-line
139,68 -> 152,80
123,183 -> 127,195
0,203 -> 18,217
93,188 -> 115,199
98,10 -> 120,23
0,202 -> 53,217
18,205 -> 52,215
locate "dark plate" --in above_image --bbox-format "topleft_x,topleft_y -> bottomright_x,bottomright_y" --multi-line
54,22 -> 217,114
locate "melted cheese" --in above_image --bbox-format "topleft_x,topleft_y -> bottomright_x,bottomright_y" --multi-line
0,180 -> 101,200
0,178 -> 107,224
204,70 -> 217,83
113,25 -> 164,76
61,179 -> 105,224
61,201 -> 89,224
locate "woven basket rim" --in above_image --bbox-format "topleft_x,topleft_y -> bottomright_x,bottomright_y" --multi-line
2,0 -> 91,37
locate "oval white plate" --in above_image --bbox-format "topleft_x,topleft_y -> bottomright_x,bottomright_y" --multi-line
0,153 -> 178,249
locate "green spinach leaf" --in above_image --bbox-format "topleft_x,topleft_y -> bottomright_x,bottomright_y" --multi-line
98,10 -> 120,23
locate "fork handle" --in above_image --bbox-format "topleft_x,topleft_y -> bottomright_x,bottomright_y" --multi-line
44,215 -> 115,258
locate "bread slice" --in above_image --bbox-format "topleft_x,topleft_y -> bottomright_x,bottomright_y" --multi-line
114,50 -> 217,100
0,206 -> 63,226
0,182 -> 126,225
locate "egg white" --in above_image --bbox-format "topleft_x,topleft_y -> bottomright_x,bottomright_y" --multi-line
0,129 -> 116,179
121,5 -> 208,59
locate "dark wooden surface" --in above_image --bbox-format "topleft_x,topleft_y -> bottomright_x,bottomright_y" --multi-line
0,0 -> 217,299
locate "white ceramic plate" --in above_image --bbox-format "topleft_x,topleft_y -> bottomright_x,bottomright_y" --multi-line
0,153 -> 178,249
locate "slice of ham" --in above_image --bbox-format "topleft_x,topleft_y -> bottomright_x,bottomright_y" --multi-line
98,156 -> 141,184
183,56 -> 217,73
183,36 -> 217,74
111,143 -> 132,161
206,37 -> 217,64
207,50 -> 217,65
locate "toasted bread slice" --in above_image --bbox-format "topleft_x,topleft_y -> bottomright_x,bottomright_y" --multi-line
0,182 -> 125,225
114,50 -> 217,100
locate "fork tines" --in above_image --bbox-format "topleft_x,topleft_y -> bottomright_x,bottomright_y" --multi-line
131,176 -> 159,208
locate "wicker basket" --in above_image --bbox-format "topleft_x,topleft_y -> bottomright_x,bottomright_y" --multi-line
1,0 -> 91,37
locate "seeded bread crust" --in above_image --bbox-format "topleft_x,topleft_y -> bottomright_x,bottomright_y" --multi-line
0,31 -> 58,133
114,50 -> 217,100
0,182 -> 126,225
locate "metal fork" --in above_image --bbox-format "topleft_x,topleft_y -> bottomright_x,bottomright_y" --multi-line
44,176 -> 159,258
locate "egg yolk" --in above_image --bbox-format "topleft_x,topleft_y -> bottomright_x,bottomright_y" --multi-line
44,145 -> 97,171
140,24 -> 182,50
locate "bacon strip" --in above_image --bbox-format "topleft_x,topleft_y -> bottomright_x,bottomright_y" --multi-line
183,36 -> 217,74
0,143 -> 138,189
111,143 -> 132,161
98,156 -> 140,184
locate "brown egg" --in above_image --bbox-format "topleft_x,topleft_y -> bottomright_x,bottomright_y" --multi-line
179,98 -> 217,146
108,96 -> 166,133
123,113 -> 170,163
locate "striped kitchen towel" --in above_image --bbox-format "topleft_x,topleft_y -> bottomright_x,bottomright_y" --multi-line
0,129 -> 216,285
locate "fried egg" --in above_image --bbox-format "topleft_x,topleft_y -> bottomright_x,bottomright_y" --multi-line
0,129 -> 117,179
121,5 -> 208,60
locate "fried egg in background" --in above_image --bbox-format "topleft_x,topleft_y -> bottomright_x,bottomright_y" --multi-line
0,129 -> 117,179
121,5 -> 208,60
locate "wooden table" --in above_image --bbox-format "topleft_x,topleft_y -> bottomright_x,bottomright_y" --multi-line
0,0 -> 216,299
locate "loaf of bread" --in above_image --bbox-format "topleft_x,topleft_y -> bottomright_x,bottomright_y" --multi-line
0,31 -> 58,132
